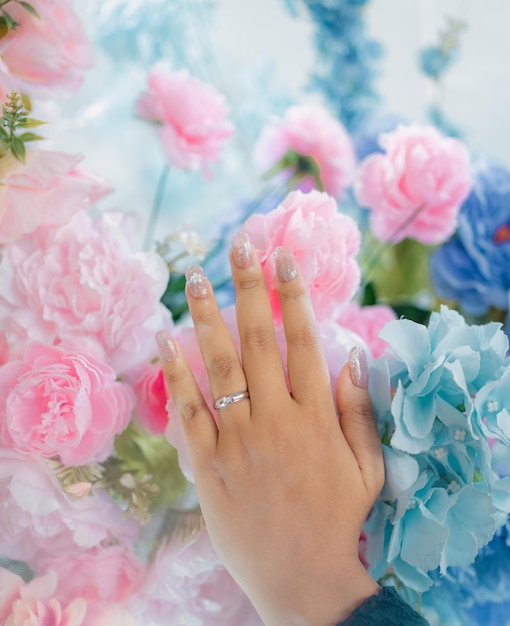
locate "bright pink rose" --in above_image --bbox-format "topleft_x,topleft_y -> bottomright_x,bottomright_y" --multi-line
126,361 -> 169,435
3,570 -> 87,626
39,546 -> 145,605
134,528 -> 260,626
354,124 -> 472,244
137,68 -> 234,174
0,0 -> 93,97
243,190 -> 361,322
0,449 -> 138,567
0,343 -> 134,465
254,104 -> 356,197
0,211 -> 173,372
336,302 -> 397,358
0,150 -> 110,245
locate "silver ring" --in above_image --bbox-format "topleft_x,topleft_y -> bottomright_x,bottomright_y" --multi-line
213,390 -> 250,410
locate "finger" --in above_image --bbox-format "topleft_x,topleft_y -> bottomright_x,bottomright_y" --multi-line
230,232 -> 288,404
336,346 -> 384,499
274,246 -> 331,406
184,264 -> 250,422
155,329 -> 218,469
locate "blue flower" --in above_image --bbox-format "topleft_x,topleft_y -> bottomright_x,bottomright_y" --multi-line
419,46 -> 457,79
430,162 -> 510,316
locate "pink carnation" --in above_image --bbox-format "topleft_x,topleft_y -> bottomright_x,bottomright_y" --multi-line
0,449 -> 138,567
0,343 -> 134,465
134,528 -> 260,626
336,302 -> 397,358
137,68 -> 234,174
38,546 -> 145,605
254,104 -> 356,197
354,124 -> 472,244
0,0 -> 93,97
126,361 -> 169,435
0,211 -> 173,372
0,150 -> 110,245
243,190 -> 361,322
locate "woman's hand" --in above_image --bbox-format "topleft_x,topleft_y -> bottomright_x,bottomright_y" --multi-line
155,233 -> 384,626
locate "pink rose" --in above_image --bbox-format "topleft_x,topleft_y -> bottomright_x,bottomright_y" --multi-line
0,568 -> 23,623
2,570 -> 87,626
336,302 -> 397,358
0,211 -> 173,372
38,546 -> 145,605
0,343 -> 134,465
126,361 -> 169,435
137,68 -> 234,174
0,0 -> 93,97
134,528 -> 260,626
0,150 -> 110,245
254,104 -> 356,197
354,124 -> 472,244
0,449 -> 138,567
243,190 -> 361,322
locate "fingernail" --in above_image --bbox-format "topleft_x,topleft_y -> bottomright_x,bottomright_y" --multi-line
232,231 -> 254,268
185,265 -> 208,299
349,346 -> 369,389
274,246 -> 297,282
155,330 -> 178,362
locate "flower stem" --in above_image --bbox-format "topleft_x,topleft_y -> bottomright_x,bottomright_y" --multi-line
143,164 -> 170,251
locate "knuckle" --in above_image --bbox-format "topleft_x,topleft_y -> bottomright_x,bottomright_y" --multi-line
237,273 -> 264,292
350,402 -> 375,426
209,352 -> 238,379
193,306 -> 217,327
279,283 -> 306,303
164,365 -> 189,386
179,398 -> 208,422
288,324 -> 318,350
243,325 -> 273,351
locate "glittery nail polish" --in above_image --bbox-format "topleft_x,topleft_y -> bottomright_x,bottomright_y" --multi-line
274,246 -> 298,282
349,346 -> 369,389
232,231 -> 253,268
185,265 -> 208,299
155,329 -> 178,362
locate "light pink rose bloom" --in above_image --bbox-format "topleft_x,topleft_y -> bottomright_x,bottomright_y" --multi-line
243,190 -> 361,322
354,124 -> 472,244
0,449 -> 138,566
254,104 -> 356,197
82,603 -> 134,626
125,361 -> 169,435
38,546 -> 145,605
0,343 -> 134,465
134,528 -> 260,626
3,570 -> 87,626
0,58 -> 19,103
0,151 -> 110,245
336,302 -> 397,358
0,211 -> 173,373
0,568 -> 23,623
137,68 -> 234,174
0,0 -> 93,97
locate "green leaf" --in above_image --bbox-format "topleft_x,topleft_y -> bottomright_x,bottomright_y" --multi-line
18,131 -> 43,142
19,117 -> 46,128
361,281 -> 377,306
11,135 -> 25,162
18,1 -> 40,19
0,12 -> 19,31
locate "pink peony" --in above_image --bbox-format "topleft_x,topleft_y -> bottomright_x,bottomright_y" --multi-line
336,302 -> 397,358
0,449 -> 138,567
137,68 -> 234,174
243,189 -> 361,322
2,570 -> 87,626
0,0 -> 94,97
133,528 -> 260,626
254,104 -> 356,197
0,150 -> 110,245
0,210 -> 173,373
354,124 -> 472,244
38,546 -> 145,605
0,343 -> 134,465
126,361 -> 169,435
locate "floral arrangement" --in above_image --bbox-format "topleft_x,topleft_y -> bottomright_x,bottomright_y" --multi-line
0,1 -> 509,625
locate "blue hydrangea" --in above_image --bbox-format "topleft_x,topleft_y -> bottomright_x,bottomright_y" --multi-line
430,162 -> 510,317
366,307 -> 510,591
419,46 -> 457,80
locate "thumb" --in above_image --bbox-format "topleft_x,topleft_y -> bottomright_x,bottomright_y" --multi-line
336,346 -> 384,498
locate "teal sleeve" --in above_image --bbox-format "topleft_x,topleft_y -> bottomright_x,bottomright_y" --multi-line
337,587 -> 429,625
